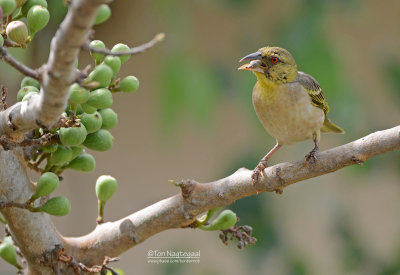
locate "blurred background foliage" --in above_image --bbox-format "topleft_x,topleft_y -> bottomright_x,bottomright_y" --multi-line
0,0 -> 399,274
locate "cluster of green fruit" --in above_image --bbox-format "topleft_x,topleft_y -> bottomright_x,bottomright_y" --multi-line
0,0 -> 50,46
17,37 -> 139,176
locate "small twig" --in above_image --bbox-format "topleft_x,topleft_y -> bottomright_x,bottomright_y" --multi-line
58,249 -> 119,274
0,46 -> 40,79
0,133 -> 59,150
0,200 -> 30,210
83,33 -> 165,56
3,39 -> 21,48
1,85 -> 7,110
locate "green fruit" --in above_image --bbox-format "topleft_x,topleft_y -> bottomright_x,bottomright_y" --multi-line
68,83 -> 89,104
69,146 -> 83,161
67,153 -> 95,172
103,56 -> 121,76
59,124 -> 87,146
31,172 -> 59,201
17,85 -> 38,101
15,0 -> 26,8
199,210 -> 237,231
99,108 -> 118,130
0,242 -> 20,269
96,175 -> 117,202
88,64 -> 113,88
40,196 -> 71,216
119,76 -> 139,93
21,91 -> 38,101
86,88 -> 113,109
49,145 -> 72,166
89,40 -> 105,64
21,76 -> 40,89
83,129 -> 113,152
6,20 -> 28,45
111,43 -> 130,64
94,4 -> 111,25
80,111 -> 102,133
0,0 -> 16,16
0,35 -> 4,47
21,0 -> 47,17
27,5 -> 49,34
81,103 -> 96,114
40,144 -> 57,153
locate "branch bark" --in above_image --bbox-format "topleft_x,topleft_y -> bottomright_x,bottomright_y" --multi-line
63,125 -> 400,265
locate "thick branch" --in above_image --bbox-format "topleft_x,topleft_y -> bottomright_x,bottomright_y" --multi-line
64,126 -> 400,265
0,0 -> 107,140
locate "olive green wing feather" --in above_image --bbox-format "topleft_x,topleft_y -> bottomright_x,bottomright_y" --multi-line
296,71 -> 329,115
296,72 -> 344,133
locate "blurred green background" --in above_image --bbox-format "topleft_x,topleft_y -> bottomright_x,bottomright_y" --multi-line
0,0 -> 400,274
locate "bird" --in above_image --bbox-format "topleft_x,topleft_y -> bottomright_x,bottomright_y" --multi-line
238,46 -> 344,185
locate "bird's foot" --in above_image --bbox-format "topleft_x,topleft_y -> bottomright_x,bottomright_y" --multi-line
251,161 -> 268,185
305,147 -> 319,164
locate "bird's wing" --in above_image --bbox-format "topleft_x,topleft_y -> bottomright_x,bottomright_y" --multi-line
296,71 -> 329,115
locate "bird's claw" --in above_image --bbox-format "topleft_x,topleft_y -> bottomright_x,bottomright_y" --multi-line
305,148 -> 319,164
251,161 -> 267,185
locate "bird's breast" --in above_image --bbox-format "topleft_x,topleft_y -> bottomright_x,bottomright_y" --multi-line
252,81 -> 325,145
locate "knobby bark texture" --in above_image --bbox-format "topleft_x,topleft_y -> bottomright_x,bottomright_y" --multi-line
0,0 -> 398,273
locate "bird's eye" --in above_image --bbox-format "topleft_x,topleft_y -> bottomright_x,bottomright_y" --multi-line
271,57 -> 279,64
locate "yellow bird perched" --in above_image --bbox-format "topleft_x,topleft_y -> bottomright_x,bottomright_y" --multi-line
238,47 -> 344,185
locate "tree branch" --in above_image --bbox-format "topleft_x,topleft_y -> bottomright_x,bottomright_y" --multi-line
83,33 -> 165,56
0,46 -> 39,79
63,125 -> 400,264
0,0 -> 107,141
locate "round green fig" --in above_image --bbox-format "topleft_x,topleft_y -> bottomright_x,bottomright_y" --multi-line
103,56 -> 121,76
0,242 -> 21,269
6,20 -> 28,45
0,0 -> 16,16
0,35 -> 4,47
17,85 -> 38,101
67,153 -> 95,172
119,76 -> 139,93
89,40 -> 105,64
27,5 -> 49,35
40,196 -> 71,216
21,91 -> 38,101
86,88 -> 113,109
96,175 -> 117,202
21,0 -> 47,16
49,145 -> 72,166
83,129 -> 113,151
80,111 -> 102,133
88,64 -> 113,88
40,144 -> 57,153
99,108 -> 118,130
111,43 -> 130,64
30,172 -> 59,201
199,210 -> 237,231
69,146 -> 83,161
69,83 -> 89,105
81,103 -> 97,114
94,4 -> 111,25
59,124 -> 87,146
21,76 -> 40,89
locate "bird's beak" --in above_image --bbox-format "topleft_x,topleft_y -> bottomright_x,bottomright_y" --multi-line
238,51 -> 264,73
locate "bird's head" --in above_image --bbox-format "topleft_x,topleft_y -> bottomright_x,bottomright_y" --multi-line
238,47 -> 298,84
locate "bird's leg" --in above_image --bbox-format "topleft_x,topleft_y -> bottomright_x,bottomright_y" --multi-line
305,132 -> 319,164
252,143 -> 281,185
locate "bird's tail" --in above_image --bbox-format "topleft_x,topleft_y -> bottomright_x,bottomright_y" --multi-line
321,118 -> 345,134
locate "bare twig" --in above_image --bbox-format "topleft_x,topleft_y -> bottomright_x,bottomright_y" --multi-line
0,46 -> 40,79
63,126 -> 400,265
0,133 -> 58,150
83,33 -> 165,56
1,85 -> 7,110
